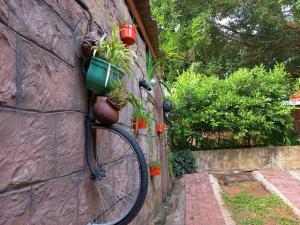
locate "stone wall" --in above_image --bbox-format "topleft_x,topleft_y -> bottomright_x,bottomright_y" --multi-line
0,0 -> 167,224
193,146 -> 300,172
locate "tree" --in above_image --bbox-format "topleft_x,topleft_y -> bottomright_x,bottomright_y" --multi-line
150,0 -> 300,79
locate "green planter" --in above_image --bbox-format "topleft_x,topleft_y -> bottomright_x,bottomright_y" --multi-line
86,57 -> 125,95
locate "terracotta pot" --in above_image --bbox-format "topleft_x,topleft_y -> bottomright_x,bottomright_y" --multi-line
156,124 -> 165,134
93,97 -> 120,125
133,117 -> 147,129
119,24 -> 137,46
149,166 -> 160,176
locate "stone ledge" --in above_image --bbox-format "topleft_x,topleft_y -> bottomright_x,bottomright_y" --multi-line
193,146 -> 300,172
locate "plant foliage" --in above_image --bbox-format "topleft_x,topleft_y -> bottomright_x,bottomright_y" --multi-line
150,0 -> 300,79
93,25 -> 136,75
173,150 -> 197,177
169,64 -> 297,150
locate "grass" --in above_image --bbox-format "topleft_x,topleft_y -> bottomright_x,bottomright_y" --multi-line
223,191 -> 299,225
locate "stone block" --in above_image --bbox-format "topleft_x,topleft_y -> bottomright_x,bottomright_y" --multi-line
17,39 -> 80,112
0,23 -> 16,106
0,0 -> 8,23
44,0 -> 84,30
9,0 -> 75,65
0,110 -> 56,191
30,176 -> 78,225
54,112 -> 85,177
0,188 -> 31,225
0,110 -> 85,191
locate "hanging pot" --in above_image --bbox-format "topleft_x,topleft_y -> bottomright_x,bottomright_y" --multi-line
86,57 -> 125,95
93,97 -> 120,125
133,117 -> 147,129
156,124 -> 165,134
149,166 -> 161,176
119,24 -> 137,46
163,99 -> 173,112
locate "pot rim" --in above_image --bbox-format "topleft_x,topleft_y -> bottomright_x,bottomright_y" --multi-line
106,98 -> 121,111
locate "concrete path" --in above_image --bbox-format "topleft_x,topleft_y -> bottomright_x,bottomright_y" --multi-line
185,172 -> 227,225
254,169 -> 300,218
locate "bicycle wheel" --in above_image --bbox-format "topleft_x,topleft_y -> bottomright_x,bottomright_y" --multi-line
86,124 -> 148,225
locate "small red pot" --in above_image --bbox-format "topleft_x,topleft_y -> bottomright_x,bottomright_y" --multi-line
149,166 -> 160,176
119,24 -> 137,46
156,124 -> 165,134
133,117 -> 147,129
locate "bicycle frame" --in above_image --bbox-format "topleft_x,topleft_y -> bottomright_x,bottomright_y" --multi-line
85,90 -> 101,179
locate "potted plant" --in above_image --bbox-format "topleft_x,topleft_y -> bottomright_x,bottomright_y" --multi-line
93,81 -> 136,125
149,162 -> 161,176
86,25 -> 136,95
131,99 -> 151,129
156,123 -> 166,134
119,22 -> 137,46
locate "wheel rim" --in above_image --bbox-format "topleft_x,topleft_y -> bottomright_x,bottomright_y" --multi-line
87,127 -> 142,225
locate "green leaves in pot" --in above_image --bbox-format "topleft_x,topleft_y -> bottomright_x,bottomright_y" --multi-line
92,24 -> 136,76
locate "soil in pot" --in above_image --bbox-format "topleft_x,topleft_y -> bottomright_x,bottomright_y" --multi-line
93,97 -> 120,126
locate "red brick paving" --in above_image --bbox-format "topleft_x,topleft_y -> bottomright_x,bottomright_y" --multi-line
260,169 -> 300,209
185,172 -> 226,225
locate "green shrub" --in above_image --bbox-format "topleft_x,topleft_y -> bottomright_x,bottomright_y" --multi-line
169,64 -> 297,150
167,151 -> 174,177
173,150 -> 197,177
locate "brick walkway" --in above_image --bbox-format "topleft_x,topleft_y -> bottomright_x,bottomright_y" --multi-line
185,172 -> 226,225
260,169 -> 300,209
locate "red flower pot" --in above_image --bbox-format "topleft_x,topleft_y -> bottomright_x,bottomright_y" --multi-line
156,124 -> 165,134
133,117 -> 147,129
149,166 -> 160,176
119,24 -> 137,46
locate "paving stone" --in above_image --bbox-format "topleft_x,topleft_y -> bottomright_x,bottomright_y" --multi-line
260,169 -> 300,210
185,172 -> 226,225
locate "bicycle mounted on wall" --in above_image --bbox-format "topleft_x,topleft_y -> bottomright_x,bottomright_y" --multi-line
74,0 -> 149,224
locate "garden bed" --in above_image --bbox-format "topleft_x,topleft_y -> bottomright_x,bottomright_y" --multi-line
217,173 -> 300,225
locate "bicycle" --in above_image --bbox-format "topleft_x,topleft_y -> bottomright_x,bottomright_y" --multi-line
85,91 -> 149,225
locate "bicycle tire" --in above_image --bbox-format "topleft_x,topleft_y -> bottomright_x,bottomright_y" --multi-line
86,124 -> 148,225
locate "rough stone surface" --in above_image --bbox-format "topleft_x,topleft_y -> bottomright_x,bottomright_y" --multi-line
9,0 -> 75,65
193,146 -> 300,172
0,23 -> 16,105
44,0 -> 84,30
0,110 -> 85,191
0,110 -> 56,191
54,112 -> 86,177
17,39 -> 79,112
0,188 -> 31,225
30,176 -> 78,225
0,0 -> 8,23
0,0 -> 166,224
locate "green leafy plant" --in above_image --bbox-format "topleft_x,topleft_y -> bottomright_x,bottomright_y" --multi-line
148,162 -> 161,168
167,151 -> 174,177
169,64 -> 297,150
173,150 -> 197,177
131,98 -> 152,122
92,24 -> 136,75
106,81 -> 137,109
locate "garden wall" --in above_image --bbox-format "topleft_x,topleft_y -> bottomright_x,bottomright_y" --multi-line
193,146 -> 300,172
0,0 -> 167,224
